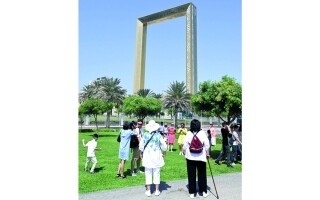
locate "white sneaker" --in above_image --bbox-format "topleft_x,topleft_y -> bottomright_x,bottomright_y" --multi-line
202,192 -> 209,198
145,190 -> 151,197
231,162 -> 236,166
137,170 -> 144,174
189,194 -> 195,199
131,172 -> 137,176
154,190 -> 160,196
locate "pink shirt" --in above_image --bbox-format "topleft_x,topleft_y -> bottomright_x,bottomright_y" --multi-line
168,127 -> 175,135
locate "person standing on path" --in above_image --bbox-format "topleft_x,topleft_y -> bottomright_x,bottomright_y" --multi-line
183,119 -> 210,198
82,133 -> 102,174
215,122 -> 232,167
139,120 -> 167,197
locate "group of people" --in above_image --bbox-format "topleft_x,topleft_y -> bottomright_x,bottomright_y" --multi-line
82,118 -> 242,198
116,119 -> 167,196
215,122 -> 242,167
117,120 -> 145,177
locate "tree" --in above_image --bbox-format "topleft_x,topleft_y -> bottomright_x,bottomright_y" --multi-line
163,81 -> 191,127
79,80 -> 101,103
136,89 -> 155,97
191,75 -> 242,124
79,98 -> 114,130
153,93 -> 163,99
78,105 -> 85,130
79,77 -> 127,127
121,95 -> 162,121
96,78 -> 127,127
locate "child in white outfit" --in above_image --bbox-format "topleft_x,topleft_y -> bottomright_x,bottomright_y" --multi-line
82,133 -> 101,174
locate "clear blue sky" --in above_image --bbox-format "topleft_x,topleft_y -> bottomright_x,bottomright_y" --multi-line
79,0 -> 241,94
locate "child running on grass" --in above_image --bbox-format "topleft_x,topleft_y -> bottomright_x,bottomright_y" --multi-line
82,133 -> 102,174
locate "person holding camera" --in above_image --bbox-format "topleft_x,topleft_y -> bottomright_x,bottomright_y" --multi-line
215,122 -> 232,167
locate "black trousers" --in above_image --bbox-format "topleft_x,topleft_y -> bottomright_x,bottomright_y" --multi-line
186,159 -> 207,194
216,144 -> 231,164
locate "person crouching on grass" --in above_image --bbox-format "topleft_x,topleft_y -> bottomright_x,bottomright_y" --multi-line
82,133 -> 102,174
139,120 -> 167,197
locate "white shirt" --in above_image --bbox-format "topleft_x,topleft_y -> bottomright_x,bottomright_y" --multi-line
232,131 -> 239,145
135,127 -> 142,140
139,132 -> 167,168
85,139 -> 97,157
158,125 -> 165,132
183,130 -> 210,162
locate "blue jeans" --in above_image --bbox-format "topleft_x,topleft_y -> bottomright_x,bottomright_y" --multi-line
231,144 -> 238,162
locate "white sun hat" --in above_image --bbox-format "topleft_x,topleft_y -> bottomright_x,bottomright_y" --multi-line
145,120 -> 160,132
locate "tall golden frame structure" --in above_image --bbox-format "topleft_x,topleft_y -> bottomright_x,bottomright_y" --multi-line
133,3 -> 197,94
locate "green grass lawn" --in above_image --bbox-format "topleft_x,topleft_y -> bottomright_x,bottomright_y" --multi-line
79,129 -> 242,193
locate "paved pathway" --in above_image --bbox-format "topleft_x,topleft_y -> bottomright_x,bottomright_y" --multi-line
79,172 -> 241,200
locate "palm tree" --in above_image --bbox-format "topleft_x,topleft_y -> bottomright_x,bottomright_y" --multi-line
79,78 -> 126,127
163,81 -> 191,127
136,89 -> 155,97
79,80 -> 104,127
97,78 -> 127,127
153,93 -> 163,99
79,81 -> 101,103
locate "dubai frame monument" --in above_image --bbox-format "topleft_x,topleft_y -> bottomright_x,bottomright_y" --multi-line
133,3 -> 197,94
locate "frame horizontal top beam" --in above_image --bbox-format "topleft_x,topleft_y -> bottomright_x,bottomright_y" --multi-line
138,3 -> 194,25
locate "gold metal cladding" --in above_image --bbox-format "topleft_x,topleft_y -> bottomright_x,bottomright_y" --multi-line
133,3 -> 197,94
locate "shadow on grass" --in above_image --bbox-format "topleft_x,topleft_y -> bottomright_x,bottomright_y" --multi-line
94,166 -> 105,173
79,133 -> 116,138
124,169 -> 132,176
209,149 -> 221,159
96,134 -> 117,138
79,129 -> 94,133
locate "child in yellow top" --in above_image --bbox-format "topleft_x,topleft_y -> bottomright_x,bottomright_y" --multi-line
177,123 -> 188,155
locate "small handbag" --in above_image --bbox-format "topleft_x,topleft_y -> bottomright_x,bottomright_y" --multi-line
117,131 -> 121,142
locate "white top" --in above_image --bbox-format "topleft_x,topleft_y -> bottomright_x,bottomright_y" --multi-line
158,125 -> 165,132
232,131 -> 239,145
183,130 -> 210,162
135,127 -> 142,141
85,139 -> 97,157
139,131 -> 167,168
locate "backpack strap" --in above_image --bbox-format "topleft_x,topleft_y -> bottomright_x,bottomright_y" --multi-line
143,131 -> 156,151
192,131 -> 199,137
